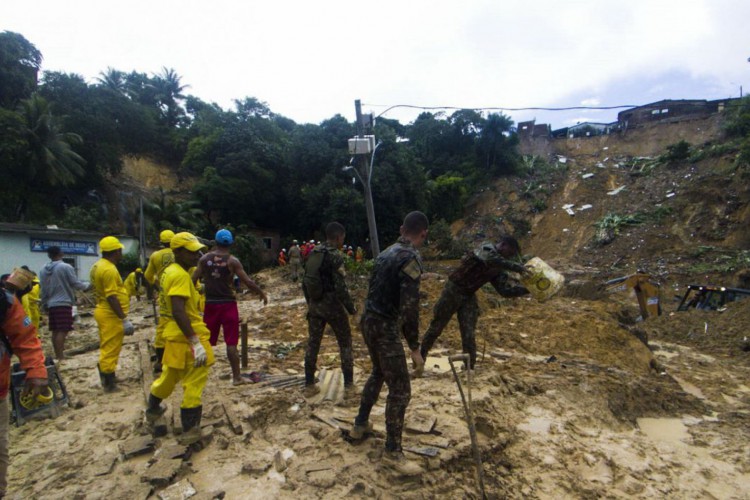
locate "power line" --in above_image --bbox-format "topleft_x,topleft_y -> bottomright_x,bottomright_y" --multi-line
364,103 -> 641,119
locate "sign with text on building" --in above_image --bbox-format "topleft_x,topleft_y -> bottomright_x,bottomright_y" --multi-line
30,238 -> 98,256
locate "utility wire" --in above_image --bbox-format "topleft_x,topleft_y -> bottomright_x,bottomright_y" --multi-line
365,103 -> 641,119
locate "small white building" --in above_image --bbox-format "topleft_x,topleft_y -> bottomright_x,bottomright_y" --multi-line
0,223 -> 138,281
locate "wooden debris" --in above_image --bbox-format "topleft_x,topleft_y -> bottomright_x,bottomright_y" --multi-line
143,458 -> 183,486
312,411 -> 341,430
153,443 -> 191,461
120,435 -> 155,459
404,445 -> 440,457
405,411 -> 436,434
222,402 -> 244,435
157,478 -> 196,500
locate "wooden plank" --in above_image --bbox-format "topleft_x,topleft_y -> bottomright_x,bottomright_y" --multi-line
241,322 -> 248,369
222,402 -> 244,435
404,445 -> 440,457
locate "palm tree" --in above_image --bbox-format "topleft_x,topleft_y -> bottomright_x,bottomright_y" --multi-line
152,67 -> 189,127
19,94 -> 86,186
96,67 -> 127,95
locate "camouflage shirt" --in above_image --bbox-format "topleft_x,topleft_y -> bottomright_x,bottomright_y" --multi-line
364,237 -> 423,350
449,242 -> 528,295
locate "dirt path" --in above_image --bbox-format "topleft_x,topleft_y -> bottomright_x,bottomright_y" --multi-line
6,268 -> 750,499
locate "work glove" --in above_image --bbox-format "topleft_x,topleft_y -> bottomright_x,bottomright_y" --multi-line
190,338 -> 208,367
122,319 -> 135,336
22,377 -> 49,398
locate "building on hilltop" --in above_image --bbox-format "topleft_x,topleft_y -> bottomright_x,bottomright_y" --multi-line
618,98 -> 737,129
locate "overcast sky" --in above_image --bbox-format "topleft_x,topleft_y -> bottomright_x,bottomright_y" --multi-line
4,0 -> 749,129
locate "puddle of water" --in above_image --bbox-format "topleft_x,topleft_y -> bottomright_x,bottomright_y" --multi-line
671,375 -> 706,400
426,356 -> 453,374
636,417 -> 689,444
653,350 -> 679,359
518,417 -> 553,435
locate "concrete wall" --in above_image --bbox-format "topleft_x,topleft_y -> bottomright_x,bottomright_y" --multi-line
0,232 -> 138,280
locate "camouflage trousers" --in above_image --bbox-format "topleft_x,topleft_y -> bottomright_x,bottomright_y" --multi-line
355,312 -> 411,452
305,295 -> 353,386
420,280 -> 479,368
289,259 -> 302,281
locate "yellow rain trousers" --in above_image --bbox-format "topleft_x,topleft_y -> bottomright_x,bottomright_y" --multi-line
150,338 -> 214,408
94,307 -> 125,373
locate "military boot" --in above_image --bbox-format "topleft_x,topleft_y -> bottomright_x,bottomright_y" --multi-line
350,420 -> 373,440
380,450 -> 423,477
177,406 -> 203,445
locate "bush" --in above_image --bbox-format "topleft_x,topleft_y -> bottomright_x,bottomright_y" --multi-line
426,219 -> 467,259
61,205 -> 106,231
662,140 -> 691,163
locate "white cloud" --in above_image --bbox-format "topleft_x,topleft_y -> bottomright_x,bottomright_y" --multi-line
2,0 -> 749,125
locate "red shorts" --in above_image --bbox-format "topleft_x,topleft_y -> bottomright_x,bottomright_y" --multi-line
204,302 -> 240,346
48,306 -> 74,332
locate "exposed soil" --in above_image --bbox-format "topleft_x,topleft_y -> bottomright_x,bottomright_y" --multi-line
7,117 -> 750,499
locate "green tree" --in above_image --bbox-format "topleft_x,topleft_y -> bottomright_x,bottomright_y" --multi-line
19,94 -> 86,186
0,31 -> 42,108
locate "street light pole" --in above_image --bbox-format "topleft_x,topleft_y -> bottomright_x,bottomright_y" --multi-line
355,99 -> 381,258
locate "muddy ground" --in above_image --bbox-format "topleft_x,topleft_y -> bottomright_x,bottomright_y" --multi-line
6,262 -> 750,499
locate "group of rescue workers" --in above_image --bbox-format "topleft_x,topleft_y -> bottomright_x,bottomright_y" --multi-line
0,210 -> 534,488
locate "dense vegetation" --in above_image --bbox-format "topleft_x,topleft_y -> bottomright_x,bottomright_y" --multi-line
0,31 -> 522,251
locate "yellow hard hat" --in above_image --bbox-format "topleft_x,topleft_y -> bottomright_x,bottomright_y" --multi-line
136,267 -> 143,273
20,386 -> 54,410
99,236 -> 124,252
159,229 -> 176,244
170,232 -> 207,252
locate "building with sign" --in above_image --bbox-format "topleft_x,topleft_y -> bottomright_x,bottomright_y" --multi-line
0,223 -> 138,280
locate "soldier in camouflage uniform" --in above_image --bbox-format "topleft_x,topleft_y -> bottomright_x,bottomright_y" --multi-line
420,236 -> 530,370
351,211 -> 429,477
302,222 -> 357,397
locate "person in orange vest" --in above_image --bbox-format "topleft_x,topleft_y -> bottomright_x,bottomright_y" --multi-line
278,249 -> 287,267
346,246 -> 354,258
0,287 -> 48,497
355,246 -> 364,263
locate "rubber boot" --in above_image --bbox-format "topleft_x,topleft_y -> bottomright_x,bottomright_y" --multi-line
145,394 -> 166,423
153,348 -> 164,374
103,372 -> 118,393
178,406 -> 203,445
97,364 -> 106,387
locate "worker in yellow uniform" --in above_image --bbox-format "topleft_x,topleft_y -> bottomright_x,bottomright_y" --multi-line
90,236 -> 133,392
124,268 -> 145,301
144,229 -> 176,373
144,232 -> 213,445
21,275 -> 41,330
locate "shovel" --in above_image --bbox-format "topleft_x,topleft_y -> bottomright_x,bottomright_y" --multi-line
448,353 -> 486,500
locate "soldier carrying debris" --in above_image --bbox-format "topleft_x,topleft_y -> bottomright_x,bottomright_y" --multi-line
301,222 -> 356,398
145,232 -> 213,445
351,211 -> 428,477
420,236 -> 531,371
